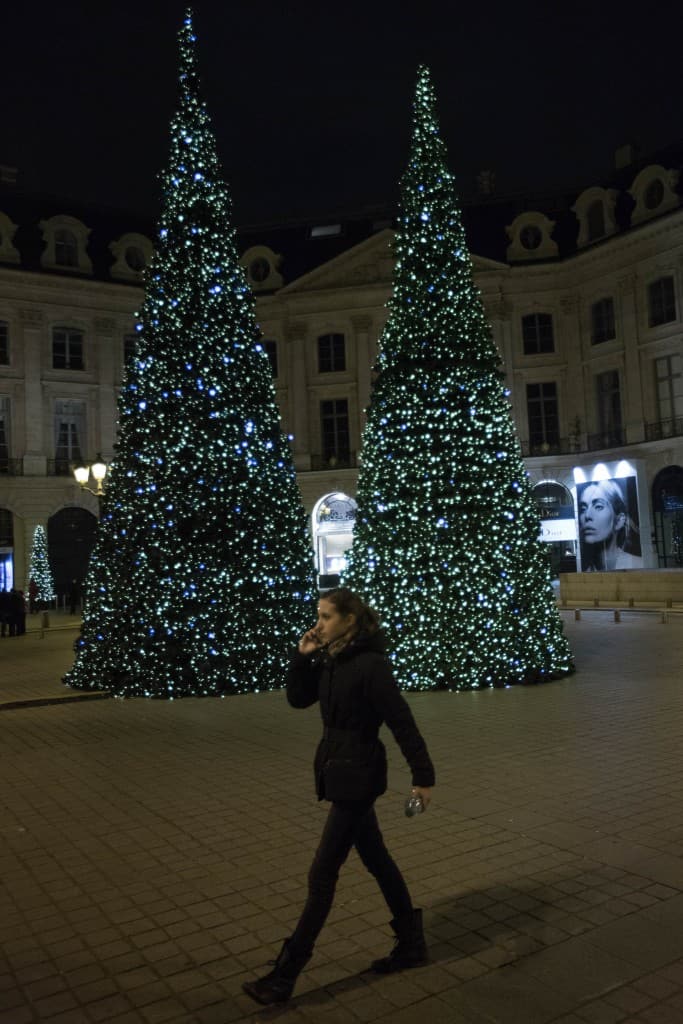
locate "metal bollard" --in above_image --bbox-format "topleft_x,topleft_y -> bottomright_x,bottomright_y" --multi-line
574,608 -> 581,621
614,610 -> 621,623
41,611 -> 50,629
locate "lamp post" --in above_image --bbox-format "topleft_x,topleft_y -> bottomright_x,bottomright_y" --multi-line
72,453 -> 109,499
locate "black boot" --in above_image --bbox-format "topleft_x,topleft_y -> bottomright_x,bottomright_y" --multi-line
242,938 -> 312,1005
371,908 -> 428,973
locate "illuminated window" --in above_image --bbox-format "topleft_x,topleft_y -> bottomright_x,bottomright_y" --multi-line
522,313 -> 554,355
318,333 -> 346,373
591,297 -> 616,345
648,276 -> 676,327
53,327 -> 84,370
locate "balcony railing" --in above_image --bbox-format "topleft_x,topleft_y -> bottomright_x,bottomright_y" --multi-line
310,452 -> 357,471
47,459 -> 73,477
645,416 -> 683,441
586,429 -> 625,451
520,437 -> 576,457
0,458 -> 23,476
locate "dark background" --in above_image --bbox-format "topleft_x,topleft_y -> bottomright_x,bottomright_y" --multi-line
4,0 -> 683,227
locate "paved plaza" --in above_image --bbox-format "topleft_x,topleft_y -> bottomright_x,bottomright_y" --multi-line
2,610 -> 683,1024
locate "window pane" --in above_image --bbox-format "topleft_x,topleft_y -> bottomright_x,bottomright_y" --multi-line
522,314 -> 554,355
0,321 -> 8,364
648,277 -> 676,327
318,333 -> 346,372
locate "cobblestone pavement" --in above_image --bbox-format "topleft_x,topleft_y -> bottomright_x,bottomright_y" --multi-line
1,611 -> 683,1023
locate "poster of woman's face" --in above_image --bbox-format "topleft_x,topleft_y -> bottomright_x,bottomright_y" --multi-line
577,476 -> 643,571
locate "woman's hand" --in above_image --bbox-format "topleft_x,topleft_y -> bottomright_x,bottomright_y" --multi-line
298,627 -> 321,655
412,786 -> 433,809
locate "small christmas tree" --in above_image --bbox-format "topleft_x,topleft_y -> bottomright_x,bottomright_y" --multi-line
27,525 -> 55,608
345,66 -> 573,690
64,10 -> 315,698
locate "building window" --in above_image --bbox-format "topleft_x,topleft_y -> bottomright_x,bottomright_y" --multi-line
53,399 -> 85,473
591,297 -> 616,345
53,327 -> 84,370
320,399 -> 350,463
522,313 -> 554,355
519,225 -> 542,251
644,179 -> 664,211
526,382 -> 559,450
0,321 -> 8,365
648,276 -> 676,327
655,355 -> 683,424
0,397 -> 9,473
596,370 -> 623,444
586,200 -> 605,241
123,333 -> 137,367
262,340 -> 278,378
318,333 -> 346,372
125,246 -> 146,272
54,229 -> 79,268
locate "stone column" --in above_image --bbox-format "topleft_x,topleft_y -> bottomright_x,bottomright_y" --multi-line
19,309 -> 47,475
618,274 -> 645,443
352,315 -> 373,434
284,320 -> 310,471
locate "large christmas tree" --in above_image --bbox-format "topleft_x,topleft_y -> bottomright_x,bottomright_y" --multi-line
65,10 -> 315,698
27,525 -> 55,607
345,66 -> 573,690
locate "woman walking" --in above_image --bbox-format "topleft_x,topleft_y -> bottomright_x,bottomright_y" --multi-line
243,587 -> 435,1006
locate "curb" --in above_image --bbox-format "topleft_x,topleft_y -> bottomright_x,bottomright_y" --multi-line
0,691 -> 112,712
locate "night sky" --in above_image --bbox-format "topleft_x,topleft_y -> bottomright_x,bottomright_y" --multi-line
4,0 -> 683,228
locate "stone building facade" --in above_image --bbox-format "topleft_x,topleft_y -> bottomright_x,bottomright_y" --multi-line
1,147 -> 682,593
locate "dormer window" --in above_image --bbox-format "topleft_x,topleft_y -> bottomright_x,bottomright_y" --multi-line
0,211 -> 20,265
240,245 -> 283,291
520,225 -> 542,251
572,187 -> 617,248
506,213 -> 558,262
629,165 -> 679,225
586,201 -> 605,242
40,215 -> 93,275
55,229 -> 78,267
110,233 -> 153,282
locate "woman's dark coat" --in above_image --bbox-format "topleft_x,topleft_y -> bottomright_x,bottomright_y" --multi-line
286,631 -> 435,802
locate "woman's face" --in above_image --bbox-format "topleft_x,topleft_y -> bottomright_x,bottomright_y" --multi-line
315,598 -> 356,646
579,484 -> 623,545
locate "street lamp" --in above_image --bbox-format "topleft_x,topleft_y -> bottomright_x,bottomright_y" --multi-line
72,453 -> 109,497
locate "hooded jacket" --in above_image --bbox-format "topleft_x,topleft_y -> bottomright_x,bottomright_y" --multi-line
286,630 -> 435,802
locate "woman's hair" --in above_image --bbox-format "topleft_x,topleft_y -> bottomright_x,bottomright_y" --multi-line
580,478 -> 641,563
321,588 -> 380,636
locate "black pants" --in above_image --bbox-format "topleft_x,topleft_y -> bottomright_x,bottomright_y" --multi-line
290,800 -> 413,956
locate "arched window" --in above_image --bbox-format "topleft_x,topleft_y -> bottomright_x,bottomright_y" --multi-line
652,465 -> 683,567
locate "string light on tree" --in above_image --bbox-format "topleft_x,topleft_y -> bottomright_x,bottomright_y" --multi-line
344,66 -> 574,691
64,8 -> 315,698
27,525 -> 55,607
